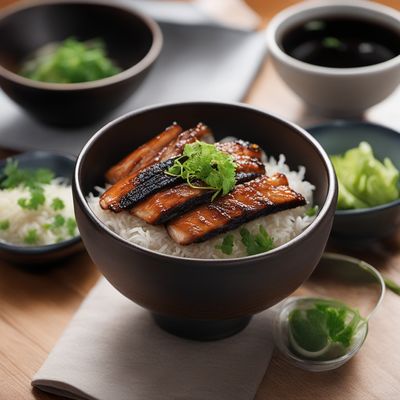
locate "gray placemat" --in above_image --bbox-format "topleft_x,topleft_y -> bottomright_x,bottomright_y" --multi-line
32,278 -> 275,400
0,1 -> 267,155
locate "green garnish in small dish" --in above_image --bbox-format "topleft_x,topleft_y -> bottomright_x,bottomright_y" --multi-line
51,197 -> 65,211
1,159 -> 54,211
20,37 -> 121,84
1,159 -> 54,190
240,225 -> 274,256
23,229 -> 40,245
166,141 -> 237,200
331,142 -> 399,210
288,298 -> 365,360
0,158 -> 78,246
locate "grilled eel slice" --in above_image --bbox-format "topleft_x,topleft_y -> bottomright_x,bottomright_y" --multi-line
105,123 -> 183,184
105,139 -> 264,214
100,124 -> 213,212
166,173 -> 306,245
131,141 -> 266,224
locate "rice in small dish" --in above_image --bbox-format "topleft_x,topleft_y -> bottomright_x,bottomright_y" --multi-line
0,159 -> 77,246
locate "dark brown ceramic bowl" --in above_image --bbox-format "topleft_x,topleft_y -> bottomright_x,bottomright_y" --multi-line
0,0 -> 162,126
73,102 -> 337,340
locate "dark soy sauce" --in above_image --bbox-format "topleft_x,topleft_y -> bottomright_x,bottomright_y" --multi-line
281,17 -> 400,68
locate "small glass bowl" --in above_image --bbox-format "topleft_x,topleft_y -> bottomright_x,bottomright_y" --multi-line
273,252 -> 385,372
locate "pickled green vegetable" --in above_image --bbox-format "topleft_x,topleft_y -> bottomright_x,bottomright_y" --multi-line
331,142 -> 399,210
288,299 -> 365,360
20,37 -> 120,83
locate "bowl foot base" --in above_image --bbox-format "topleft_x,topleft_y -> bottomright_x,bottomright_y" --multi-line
152,313 -> 252,341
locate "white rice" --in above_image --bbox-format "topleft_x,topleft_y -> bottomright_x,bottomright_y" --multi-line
0,179 -> 76,246
87,154 -> 316,259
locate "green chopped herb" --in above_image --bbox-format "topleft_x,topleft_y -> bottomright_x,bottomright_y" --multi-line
51,197 -> 65,211
66,218 -> 77,237
2,159 -> 55,211
166,141 -> 237,200
20,37 -> 121,84
23,229 -> 40,245
1,159 -> 54,190
0,219 -> 10,230
384,277 -> 400,296
215,234 -> 234,255
53,214 -> 65,228
289,299 -> 365,359
240,225 -> 274,256
42,216 -> 77,239
304,20 -> 325,31
18,187 -> 46,210
322,37 -> 343,49
305,205 -> 319,217
331,142 -> 400,210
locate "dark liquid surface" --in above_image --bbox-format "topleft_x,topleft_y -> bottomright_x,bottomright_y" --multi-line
281,17 -> 400,68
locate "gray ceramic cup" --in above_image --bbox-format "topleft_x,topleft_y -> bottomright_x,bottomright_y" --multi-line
267,0 -> 400,117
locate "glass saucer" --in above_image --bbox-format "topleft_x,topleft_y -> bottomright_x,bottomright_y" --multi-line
273,252 -> 385,372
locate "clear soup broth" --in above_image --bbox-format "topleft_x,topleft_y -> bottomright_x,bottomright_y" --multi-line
281,17 -> 400,68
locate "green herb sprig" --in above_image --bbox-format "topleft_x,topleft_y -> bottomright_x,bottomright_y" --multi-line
166,141 -> 237,200
240,225 -> 274,256
215,234 -> 234,255
1,159 -> 55,211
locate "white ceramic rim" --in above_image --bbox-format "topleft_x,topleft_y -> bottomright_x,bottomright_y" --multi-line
0,0 -> 163,91
266,0 -> 400,76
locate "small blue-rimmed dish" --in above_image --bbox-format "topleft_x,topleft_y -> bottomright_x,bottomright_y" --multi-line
308,120 -> 400,244
0,151 -> 83,265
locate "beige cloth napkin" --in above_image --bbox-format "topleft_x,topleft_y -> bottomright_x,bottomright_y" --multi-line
32,278 -> 275,400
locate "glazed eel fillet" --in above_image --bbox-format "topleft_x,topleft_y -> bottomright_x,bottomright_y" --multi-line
106,123 -> 183,184
132,140 -> 266,224
167,173 -> 306,245
100,123 -> 213,212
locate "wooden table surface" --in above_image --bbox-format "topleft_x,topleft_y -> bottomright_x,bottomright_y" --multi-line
1,1 -> 400,399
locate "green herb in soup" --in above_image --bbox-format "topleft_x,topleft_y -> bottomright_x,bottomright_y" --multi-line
331,142 -> 399,210
289,299 -> 365,360
166,141 -> 237,200
0,159 -> 78,246
20,37 -> 121,84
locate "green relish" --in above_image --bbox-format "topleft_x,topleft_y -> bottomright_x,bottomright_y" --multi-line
331,142 -> 399,210
288,298 -> 365,361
